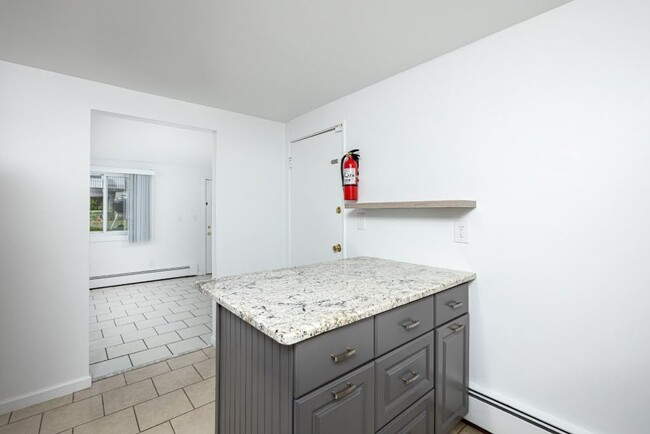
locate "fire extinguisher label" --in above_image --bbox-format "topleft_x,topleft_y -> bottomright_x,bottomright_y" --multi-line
343,168 -> 356,185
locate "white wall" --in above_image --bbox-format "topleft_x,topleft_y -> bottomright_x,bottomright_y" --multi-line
90,112 -> 213,278
286,1 -> 650,433
0,60 -> 285,413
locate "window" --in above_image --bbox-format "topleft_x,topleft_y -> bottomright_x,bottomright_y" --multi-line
90,172 -> 128,233
90,167 -> 152,243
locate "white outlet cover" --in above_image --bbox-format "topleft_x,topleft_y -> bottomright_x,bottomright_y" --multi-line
357,211 -> 367,230
454,217 -> 470,244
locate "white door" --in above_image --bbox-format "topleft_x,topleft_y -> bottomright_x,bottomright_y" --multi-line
205,179 -> 213,275
290,129 -> 343,266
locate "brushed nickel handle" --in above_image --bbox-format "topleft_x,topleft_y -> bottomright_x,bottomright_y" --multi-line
447,300 -> 463,310
449,323 -> 465,333
331,382 -> 357,400
400,319 -> 420,330
331,347 -> 356,363
401,371 -> 420,386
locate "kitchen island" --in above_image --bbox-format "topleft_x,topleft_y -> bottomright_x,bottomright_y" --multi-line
197,257 -> 476,434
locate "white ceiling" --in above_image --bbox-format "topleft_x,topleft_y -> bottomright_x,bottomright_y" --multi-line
0,0 -> 571,122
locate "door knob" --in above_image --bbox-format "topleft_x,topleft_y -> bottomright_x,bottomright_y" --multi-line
332,244 -> 342,253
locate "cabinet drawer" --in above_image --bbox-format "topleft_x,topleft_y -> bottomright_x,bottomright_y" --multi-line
435,283 -> 468,327
376,390 -> 434,434
375,331 -> 434,429
375,296 -> 434,356
294,362 -> 375,434
294,317 -> 374,397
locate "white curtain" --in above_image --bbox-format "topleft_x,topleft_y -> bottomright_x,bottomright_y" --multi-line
127,174 -> 151,243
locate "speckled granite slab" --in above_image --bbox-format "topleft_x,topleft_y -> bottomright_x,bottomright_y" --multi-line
196,256 -> 475,345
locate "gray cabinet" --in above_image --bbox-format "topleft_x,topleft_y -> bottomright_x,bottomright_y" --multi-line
215,283 -> 471,434
435,314 -> 469,434
295,362 -> 375,434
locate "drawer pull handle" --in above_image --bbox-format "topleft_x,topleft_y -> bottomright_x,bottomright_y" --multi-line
331,382 -> 357,400
331,347 -> 356,363
401,371 -> 421,386
447,300 -> 463,310
449,323 -> 465,333
401,319 -> 420,330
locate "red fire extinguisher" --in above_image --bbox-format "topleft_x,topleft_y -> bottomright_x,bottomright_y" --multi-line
341,149 -> 360,201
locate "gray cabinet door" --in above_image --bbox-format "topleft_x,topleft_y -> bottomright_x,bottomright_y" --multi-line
376,390 -> 435,434
294,362 -> 375,434
435,314 -> 469,434
375,331 -> 434,429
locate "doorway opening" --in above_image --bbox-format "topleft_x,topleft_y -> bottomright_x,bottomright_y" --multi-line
88,110 -> 216,379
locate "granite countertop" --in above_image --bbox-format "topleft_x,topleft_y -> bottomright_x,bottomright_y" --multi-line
196,256 -> 476,345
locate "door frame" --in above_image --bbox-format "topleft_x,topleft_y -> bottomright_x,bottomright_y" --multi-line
203,177 -> 213,275
286,122 -> 347,266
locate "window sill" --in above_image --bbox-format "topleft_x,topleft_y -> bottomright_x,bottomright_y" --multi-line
90,233 -> 128,243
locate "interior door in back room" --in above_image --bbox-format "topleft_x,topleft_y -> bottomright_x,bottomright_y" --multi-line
290,129 -> 344,266
205,178 -> 213,274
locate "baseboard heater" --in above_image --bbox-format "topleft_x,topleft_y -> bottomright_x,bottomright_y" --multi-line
90,265 -> 198,289
468,388 -> 572,434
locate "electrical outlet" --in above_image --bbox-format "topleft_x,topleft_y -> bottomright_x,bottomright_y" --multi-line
357,211 -> 366,230
454,217 -> 470,243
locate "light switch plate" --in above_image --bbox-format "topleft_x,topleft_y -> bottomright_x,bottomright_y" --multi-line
357,211 -> 366,230
454,216 -> 470,243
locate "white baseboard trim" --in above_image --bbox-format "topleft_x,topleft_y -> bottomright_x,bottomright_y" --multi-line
467,395 -> 550,434
90,264 -> 198,289
0,375 -> 91,415
466,385 -> 589,434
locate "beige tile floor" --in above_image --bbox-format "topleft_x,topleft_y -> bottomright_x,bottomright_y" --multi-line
89,275 -> 213,379
453,421 -> 490,434
0,348 -> 217,434
0,343 -> 488,433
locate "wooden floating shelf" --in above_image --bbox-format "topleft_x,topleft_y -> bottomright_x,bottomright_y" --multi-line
345,200 -> 476,209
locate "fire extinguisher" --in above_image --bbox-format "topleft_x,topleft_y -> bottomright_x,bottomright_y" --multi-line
341,149 -> 360,201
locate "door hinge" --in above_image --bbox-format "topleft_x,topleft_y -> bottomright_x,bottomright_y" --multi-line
288,156 -> 292,169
